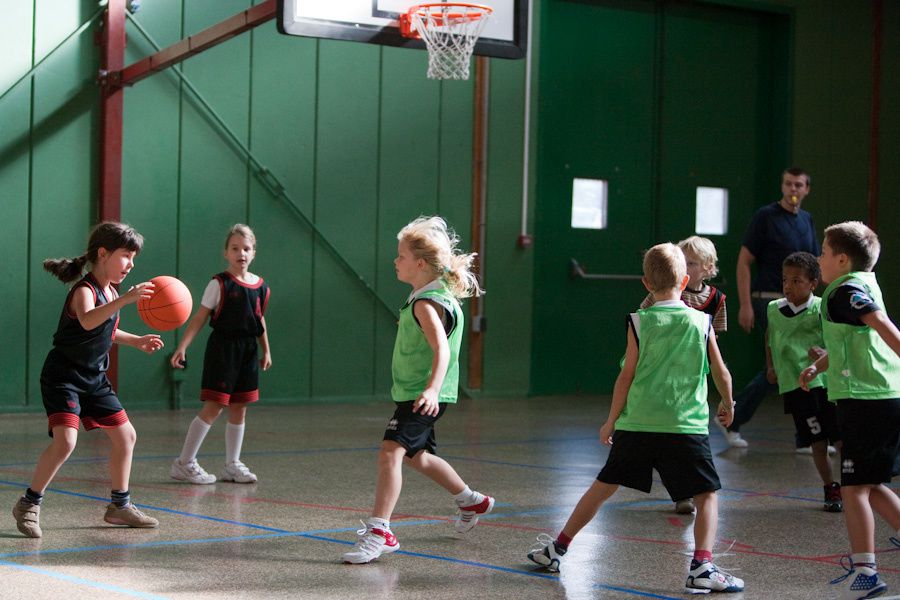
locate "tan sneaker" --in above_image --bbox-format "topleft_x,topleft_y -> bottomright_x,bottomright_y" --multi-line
104,503 -> 159,528
12,498 -> 42,538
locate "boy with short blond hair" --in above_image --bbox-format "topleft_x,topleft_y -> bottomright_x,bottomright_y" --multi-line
528,243 -> 744,594
799,221 -> 900,599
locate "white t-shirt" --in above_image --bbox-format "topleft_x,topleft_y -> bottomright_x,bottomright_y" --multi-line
201,273 -> 260,309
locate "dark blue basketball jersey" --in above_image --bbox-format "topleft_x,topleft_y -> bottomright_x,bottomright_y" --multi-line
48,273 -> 119,373
208,271 -> 269,337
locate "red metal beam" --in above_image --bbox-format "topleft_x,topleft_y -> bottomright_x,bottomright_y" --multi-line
118,0 -> 276,87
99,0 -> 127,389
99,0 -> 126,222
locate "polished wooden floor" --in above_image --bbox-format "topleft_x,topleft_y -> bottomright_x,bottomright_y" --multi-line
1,396 -> 898,599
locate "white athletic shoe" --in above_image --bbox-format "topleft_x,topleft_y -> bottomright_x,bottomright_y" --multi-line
342,522 -> 400,564
829,561 -> 887,600
714,420 -> 748,448
527,533 -> 566,572
454,494 -> 494,533
685,562 -> 744,594
796,445 -> 837,455
220,461 -> 257,483
170,458 -> 216,484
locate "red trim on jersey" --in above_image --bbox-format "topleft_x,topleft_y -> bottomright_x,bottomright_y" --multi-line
230,390 -> 259,404
201,389 -> 231,406
222,271 -> 265,289
82,410 -> 129,430
261,287 -> 270,316
48,413 -> 81,430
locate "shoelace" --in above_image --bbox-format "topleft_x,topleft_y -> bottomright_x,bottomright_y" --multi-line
186,461 -> 208,476
529,533 -> 556,554
229,461 -> 252,475
829,555 -> 855,585
353,520 -> 386,553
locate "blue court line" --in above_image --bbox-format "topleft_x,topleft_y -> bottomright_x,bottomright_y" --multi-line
0,559 -> 169,599
0,482 -> 679,600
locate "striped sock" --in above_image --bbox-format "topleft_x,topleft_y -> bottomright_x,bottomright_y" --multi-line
24,488 -> 43,506
111,490 -> 131,508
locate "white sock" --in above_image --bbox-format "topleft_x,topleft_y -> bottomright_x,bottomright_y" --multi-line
453,485 -> 481,507
179,417 -> 211,463
851,552 -> 876,567
225,422 -> 245,465
367,517 -> 390,532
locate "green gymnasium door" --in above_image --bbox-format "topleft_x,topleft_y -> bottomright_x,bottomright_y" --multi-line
531,0 -> 788,394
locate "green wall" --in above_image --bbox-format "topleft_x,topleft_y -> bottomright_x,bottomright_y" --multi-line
0,0 -> 895,409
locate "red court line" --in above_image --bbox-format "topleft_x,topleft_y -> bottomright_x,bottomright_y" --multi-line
3,465 -> 898,573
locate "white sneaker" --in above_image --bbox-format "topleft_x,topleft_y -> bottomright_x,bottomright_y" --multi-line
829,560 -> 886,600
685,562 -> 744,594
220,461 -> 257,483
527,533 -> 566,572
714,420 -> 748,448
454,494 -> 494,533
796,445 -> 837,456
170,458 -> 216,484
724,431 -> 748,448
342,522 -> 400,564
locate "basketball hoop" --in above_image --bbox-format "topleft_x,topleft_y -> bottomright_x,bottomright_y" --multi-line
400,3 -> 494,80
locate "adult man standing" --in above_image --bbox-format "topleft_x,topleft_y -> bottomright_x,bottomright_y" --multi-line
722,167 -> 820,447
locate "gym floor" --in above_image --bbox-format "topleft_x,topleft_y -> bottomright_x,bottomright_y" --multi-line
1,396 -> 897,599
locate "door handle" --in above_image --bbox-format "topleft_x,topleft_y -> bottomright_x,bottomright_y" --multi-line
569,258 -> 643,281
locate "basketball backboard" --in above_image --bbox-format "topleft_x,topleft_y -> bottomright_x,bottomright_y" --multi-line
277,0 -> 527,59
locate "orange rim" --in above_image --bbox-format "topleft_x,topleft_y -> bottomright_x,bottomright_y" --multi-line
400,3 -> 493,38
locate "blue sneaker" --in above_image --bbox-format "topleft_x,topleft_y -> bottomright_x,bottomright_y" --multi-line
830,558 -> 887,600
685,562 -> 744,594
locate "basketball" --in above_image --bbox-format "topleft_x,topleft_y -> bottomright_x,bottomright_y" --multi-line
137,276 -> 192,331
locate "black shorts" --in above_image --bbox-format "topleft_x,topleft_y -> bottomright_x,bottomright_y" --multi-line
597,431 -> 721,501
784,387 -> 840,447
200,331 -> 259,406
383,401 -> 448,458
837,398 -> 900,486
40,359 -> 128,437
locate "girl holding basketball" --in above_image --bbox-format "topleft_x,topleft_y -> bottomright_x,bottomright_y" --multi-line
342,216 -> 494,564
169,224 -> 271,485
12,222 -> 163,538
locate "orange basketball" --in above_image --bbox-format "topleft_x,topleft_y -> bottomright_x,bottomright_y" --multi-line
137,276 -> 193,331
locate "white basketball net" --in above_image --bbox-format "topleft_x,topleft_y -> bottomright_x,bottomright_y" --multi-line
409,4 -> 493,80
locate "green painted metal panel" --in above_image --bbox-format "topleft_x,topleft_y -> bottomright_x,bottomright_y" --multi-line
532,0 -> 789,394
247,27 -> 318,402
482,57 -> 530,395
0,2 -> 34,408
310,41 -> 380,398
657,3 -> 788,385
27,0 -> 99,408
117,3 -> 186,409
531,0 -> 657,395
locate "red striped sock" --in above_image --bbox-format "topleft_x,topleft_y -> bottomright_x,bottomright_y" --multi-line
693,550 -> 713,565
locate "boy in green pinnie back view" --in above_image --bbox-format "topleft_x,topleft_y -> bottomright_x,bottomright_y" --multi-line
765,252 -> 842,512
799,221 -> 900,599
527,243 -> 744,594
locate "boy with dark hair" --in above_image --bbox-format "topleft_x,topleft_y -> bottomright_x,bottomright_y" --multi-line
527,243 -> 744,594
766,252 -> 841,512
799,221 -> 900,599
